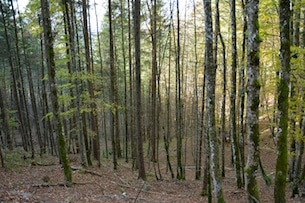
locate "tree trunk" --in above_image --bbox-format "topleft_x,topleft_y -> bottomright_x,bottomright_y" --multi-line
274,0 -> 290,201
239,0 -> 247,184
109,0 -> 118,170
40,0 -> 72,184
119,0 -> 129,163
291,0 -> 301,196
193,0 -> 201,180
203,0 -> 225,202
245,0 -> 261,201
164,1 -> 174,179
134,0 -> 146,180
82,0 -> 100,166
229,0 -> 242,188
150,0 -> 157,165
176,0 -> 184,181
215,0 -> 227,179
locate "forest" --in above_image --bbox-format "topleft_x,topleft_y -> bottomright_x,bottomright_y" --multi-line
0,0 -> 305,202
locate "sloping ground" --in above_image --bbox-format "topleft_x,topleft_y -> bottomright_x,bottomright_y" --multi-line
0,137 -> 305,203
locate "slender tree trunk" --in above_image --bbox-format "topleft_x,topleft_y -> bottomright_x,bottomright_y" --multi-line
82,0 -> 100,166
164,1 -> 174,179
134,0 -> 146,180
150,0 -> 157,165
296,10 -> 305,195
176,0 -> 184,181
291,0 -> 301,196
119,0 -> 129,163
109,0 -> 118,170
245,0 -> 261,201
128,0 -> 136,168
203,0 -> 225,202
239,0 -> 247,184
40,0 -> 72,184
217,1 -> 227,177
229,0 -> 242,188
193,0 -> 201,180
201,68 -> 208,196
274,0 -> 290,201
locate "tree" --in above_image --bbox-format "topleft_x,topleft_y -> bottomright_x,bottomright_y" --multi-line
134,0 -> 146,180
239,0 -> 247,184
176,0 -> 184,181
274,0 -> 290,201
40,0 -> 72,184
150,0 -> 157,165
109,0 -> 118,170
216,0 -> 227,178
82,0 -> 100,166
245,0 -> 261,201
229,0 -> 242,188
203,0 -> 225,202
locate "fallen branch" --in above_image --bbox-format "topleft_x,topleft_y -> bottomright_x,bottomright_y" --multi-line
34,162 -> 57,166
32,181 -> 93,188
70,166 -> 104,177
32,183 -> 69,188
134,181 -> 146,203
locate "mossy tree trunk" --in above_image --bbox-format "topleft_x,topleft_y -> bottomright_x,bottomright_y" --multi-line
274,0 -> 290,201
203,0 -> 225,202
40,0 -> 72,184
245,0 -> 261,202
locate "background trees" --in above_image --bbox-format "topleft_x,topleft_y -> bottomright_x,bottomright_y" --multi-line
1,0 -> 304,201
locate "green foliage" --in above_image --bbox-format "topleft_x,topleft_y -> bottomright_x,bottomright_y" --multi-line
43,112 -> 53,121
7,109 -> 18,128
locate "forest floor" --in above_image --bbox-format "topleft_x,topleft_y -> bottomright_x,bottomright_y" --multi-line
1,131 -> 305,202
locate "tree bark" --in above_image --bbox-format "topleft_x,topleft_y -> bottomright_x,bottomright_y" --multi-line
40,0 -> 72,184
109,0 -> 118,170
274,0 -> 290,201
245,0 -> 261,201
176,0 -> 184,181
82,0 -> 100,166
134,0 -> 146,180
229,0 -> 242,188
203,0 -> 225,202
239,0 -> 247,184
